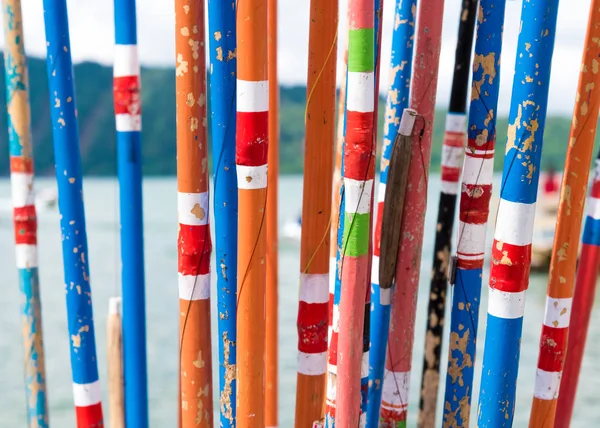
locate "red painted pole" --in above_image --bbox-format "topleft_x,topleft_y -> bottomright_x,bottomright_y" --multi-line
380,0 -> 445,424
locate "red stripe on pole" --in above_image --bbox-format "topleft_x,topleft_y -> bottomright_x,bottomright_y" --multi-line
298,301 -> 329,353
178,224 -> 211,275
489,240 -> 531,292
466,138 -> 495,157
14,205 -> 37,245
10,156 -> 34,173
456,255 -> 484,270
444,131 -> 465,148
441,167 -> 461,182
591,181 -> 600,197
344,111 -> 375,180
236,111 -> 269,166
556,243 -> 600,424
459,184 -> 492,223
74,403 -> 104,427
380,406 -> 407,423
329,331 -> 339,366
113,75 -> 141,116
538,325 -> 567,373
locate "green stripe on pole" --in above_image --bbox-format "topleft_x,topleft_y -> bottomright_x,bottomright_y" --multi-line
348,28 -> 375,73
342,211 -> 370,256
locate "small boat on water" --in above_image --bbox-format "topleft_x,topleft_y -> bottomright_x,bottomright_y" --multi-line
0,186 -> 58,214
281,215 -> 302,241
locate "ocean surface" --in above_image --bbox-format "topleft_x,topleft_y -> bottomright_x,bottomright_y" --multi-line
0,175 -> 598,427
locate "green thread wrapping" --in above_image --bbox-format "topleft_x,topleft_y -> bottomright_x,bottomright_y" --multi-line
348,28 -> 374,73
342,211 -> 370,257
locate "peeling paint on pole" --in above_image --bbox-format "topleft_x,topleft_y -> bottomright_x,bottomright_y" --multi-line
380,0 -> 445,425
113,0 -> 148,424
326,23 -> 347,428
530,0 -> 600,425
207,0 -> 238,424
417,1 -> 477,426
335,0 -> 376,423
477,0 -> 559,426
366,0 -> 415,426
2,0 -> 49,424
440,1 -> 505,427
175,0 -> 215,426
42,0 -> 103,424
235,0 -> 269,423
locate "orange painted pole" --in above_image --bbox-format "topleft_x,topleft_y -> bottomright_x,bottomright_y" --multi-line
175,0 -> 214,426
529,0 -> 600,425
236,0 -> 269,423
266,0 -> 279,423
295,0 -> 338,424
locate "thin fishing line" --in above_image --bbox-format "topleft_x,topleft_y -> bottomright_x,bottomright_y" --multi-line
302,216 -> 332,274
304,26 -> 339,125
301,24 -> 339,274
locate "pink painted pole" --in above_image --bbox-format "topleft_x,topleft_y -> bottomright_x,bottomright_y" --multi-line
380,0 -> 446,424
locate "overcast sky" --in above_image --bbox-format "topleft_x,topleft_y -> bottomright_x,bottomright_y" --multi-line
1,0 -> 591,115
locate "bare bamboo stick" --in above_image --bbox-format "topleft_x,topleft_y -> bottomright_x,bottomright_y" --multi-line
107,298 -> 125,428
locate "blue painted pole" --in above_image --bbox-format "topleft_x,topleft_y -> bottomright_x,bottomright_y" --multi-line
1,0 -> 49,425
441,1 -> 506,426
477,0 -> 560,426
42,0 -> 104,424
112,0 -> 148,425
365,0 -> 416,426
207,0 -> 238,425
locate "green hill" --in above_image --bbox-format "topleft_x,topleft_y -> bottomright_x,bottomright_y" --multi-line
0,57 -> 595,177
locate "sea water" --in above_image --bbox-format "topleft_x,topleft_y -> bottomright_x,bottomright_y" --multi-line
0,175 -> 597,426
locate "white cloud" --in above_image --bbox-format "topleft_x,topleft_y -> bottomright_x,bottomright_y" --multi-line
0,0 -> 591,114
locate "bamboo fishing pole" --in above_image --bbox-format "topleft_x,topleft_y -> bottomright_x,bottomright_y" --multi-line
266,0 -> 279,423
1,0 -> 49,424
175,1 -> 214,426
529,2 -> 600,425
418,1 -> 476,426
325,23 -> 347,428
42,0 -> 104,424
207,0 -> 237,424
107,298 -> 125,428
235,0 -> 269,423
476,0 -> 560,426
112,0 -> 148,424
295,0 -> 337,424
380,0 -> 445,425
556,149 -> 600,426
366,0 -> 416,425
335,0 -> 376,422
